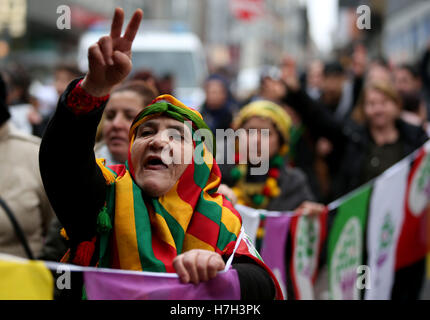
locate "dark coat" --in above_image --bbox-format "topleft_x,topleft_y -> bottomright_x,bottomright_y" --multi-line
220,163 -> 315,211
283,88 -> 429,200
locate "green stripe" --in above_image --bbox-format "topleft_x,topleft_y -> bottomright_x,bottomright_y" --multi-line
132,182 -> 166,272
98,183 -> 115,268
216,223 -> 237,252
193,142 -> 211,189
152,200 -> 186,254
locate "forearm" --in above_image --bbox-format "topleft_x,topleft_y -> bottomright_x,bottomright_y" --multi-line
283,87 -> 344,144
39,78 -> 108,243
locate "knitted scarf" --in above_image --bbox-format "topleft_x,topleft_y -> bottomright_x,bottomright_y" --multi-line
94,95 -> 242,272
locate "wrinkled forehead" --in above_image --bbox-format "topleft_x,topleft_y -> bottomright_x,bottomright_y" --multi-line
134,114 -> 193,134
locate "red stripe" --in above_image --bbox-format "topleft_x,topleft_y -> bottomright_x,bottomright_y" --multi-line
151,228 -> 177,273
186,211 -> 219,249
108,164 -> 127,177
176,158 -> 202,208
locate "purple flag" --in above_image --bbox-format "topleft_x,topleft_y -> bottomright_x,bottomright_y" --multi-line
83,268 -> 241,300
260,214 -> 291,299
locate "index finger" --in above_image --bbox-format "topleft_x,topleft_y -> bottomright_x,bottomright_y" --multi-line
123,9 -> 143,42
110,7 -> 124,39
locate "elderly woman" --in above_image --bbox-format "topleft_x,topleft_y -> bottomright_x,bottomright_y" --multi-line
39,8 -> 281,300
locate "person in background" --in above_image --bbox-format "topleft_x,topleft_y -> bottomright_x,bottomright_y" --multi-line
95,80 -> 158,165
219,100 -> 317,212
131,68 -> 159,94
1,64 -> 34,135
241,66 -> 286,107
303,59 -> 324,101
200,74 -> 238,134
0,72 -> 54,259
30,63 -> 84,138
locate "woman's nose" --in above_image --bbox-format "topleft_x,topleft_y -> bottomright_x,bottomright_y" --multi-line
149,131 -> 170,150
112,113 -> 127,129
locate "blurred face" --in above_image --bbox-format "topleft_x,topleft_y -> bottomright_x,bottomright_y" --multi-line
322,74 -> 345,105
103,91 -> 143,163
394,68 -> 420,94
261,77 -> 286,102
54,70 -> 77,96
205,79 -> 227,110
366,65 -> 392,84
307,61 -> 323,89
242,116 -> 281,161
131,116 -> 193,197
363,88 -> 400,129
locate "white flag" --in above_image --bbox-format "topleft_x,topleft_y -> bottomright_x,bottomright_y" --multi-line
365,159 -> 409,300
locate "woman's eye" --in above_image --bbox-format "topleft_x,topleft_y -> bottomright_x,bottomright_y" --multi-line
171,132 -> 184,141
139,129 -> 153,137
106,112 -> 115,120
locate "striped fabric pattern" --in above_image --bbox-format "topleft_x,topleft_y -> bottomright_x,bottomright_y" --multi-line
97,94 -> 242,272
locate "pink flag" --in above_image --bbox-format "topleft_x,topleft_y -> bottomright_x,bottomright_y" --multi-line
83,268 -> 241,300
260,214 -> 291,299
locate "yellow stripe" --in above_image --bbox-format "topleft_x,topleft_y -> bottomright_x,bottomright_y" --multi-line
149,210 -> 177,250
114,171 -> 142,271
182,233 -> 215,252
159,181 -> 194,231
202,192 -> 241,236
95,158 -> 116,185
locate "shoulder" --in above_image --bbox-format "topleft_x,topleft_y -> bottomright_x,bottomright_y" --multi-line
397,119 -> 428,147
8,123 -> 41,146
2,123 -> 40,156
279,166 -> 309,190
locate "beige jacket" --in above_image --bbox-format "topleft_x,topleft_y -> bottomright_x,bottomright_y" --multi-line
0,122 -> 54,258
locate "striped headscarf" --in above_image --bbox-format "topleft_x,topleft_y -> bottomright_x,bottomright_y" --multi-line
95,94 -> 242,272
232,100 -> 292,144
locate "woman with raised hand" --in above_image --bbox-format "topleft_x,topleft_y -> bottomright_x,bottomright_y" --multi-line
39,8 -> 281,300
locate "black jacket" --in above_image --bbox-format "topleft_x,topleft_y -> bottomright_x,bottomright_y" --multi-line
39,78 -> 275,300
283,87 -> 429,200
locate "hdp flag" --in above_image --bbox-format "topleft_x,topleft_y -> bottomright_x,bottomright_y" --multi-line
396,147 -> 430,269
327,185 -> 371,300
289,210 -> 328,300
365,159 -> 409,300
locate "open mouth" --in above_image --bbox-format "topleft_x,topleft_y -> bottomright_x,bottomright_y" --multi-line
144,155 -> 168,170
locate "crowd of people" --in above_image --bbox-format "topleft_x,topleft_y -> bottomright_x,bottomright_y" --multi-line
1,7 -> 430,300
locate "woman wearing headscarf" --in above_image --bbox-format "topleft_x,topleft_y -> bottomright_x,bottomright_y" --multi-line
219,100 -> 316,212
39,8 -> 281,300
200,74 -> 238,134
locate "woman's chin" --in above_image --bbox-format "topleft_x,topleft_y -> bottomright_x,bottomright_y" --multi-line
136,174 -> 171,198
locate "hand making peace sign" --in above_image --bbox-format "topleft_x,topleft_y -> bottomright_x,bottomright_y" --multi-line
81,8 -> 143,97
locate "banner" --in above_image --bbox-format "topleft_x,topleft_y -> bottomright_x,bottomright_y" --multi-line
396,147 -> 430,269
235,204 -> 261,246
84,268 -> 241,300
0,254 -> 53,300
289,211 -> 327,300
327,185 -> 371,300
365,160 -> 409,300
260,214 -> 291,299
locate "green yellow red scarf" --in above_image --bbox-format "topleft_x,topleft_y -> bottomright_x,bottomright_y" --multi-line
64,95 -> 283,299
